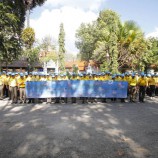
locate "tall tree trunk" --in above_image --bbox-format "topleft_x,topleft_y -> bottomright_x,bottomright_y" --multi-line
26,8 -> 30,28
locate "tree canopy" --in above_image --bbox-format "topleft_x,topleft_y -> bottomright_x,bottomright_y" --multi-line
0,3 -> 22,67
75,9 -> 156,73
0,0 -> 47,70
58,23 -> 66,72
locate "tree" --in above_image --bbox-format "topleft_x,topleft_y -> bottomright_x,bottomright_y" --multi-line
23,47 -> 40,71
75,22 -> 98,61
21,27 -> 38,70
75,9 -> 155,73
117,21 -> 148,71
39,36 -> 57,65
58,23 -> 66,72
144,37 -> 158,71
40,36 -> 56,52
2,0 -> 26,35
22,27 -> 35,49
0,3 -> 22,71
0,0 -> 47,72
93,10 -> 121,73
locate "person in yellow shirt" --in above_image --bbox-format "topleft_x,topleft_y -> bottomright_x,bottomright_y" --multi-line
47,74 -> 52,81
0,73 -> 4,100
27,73 -> 35,104
9,73 -> 18,104
115,74 -> 122,81
129,74 -> 138,102
18,73 -> 26,103
137,73 -> 148,103
120,74 -> 126,82
148,74 -> 156,98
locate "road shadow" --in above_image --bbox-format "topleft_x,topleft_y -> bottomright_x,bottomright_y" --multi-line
0,98 -> 158,158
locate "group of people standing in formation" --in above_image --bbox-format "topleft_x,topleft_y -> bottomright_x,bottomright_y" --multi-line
0,71 -> 158,104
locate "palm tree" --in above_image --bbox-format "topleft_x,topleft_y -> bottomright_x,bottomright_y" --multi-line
117,20 -> 145,70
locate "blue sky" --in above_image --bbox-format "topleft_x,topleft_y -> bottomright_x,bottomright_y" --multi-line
29,0 -> 158,54
103,0 -> 158,34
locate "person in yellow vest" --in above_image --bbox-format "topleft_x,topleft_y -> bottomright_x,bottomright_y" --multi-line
129,74 -> 138,102
27,73 -> 36,104
25,73 -> 32,82
125,73 -> 131,99
102,72 -> 109,81
97,74 -> 102,81
0,73 -> 4,100
47,74 -> 52,81
107,72 -> 112,80
9,73 -> 18,104
115,74 -> 122,81
18,73 -> 26,103
120,74 -> 126,82
148,74 -> 156,98
137,73 -> 148,103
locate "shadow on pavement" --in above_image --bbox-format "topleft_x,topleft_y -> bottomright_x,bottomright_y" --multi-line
0,97 -> 158,158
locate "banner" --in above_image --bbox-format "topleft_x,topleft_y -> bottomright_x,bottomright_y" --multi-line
26,80 -> 128,98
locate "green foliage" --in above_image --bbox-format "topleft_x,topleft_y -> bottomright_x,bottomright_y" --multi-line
75,9 -> 156,73
23,47 -> 40,67
58,23 -> 66,72
0,0 -> 46,70
3,0 -> 26,35
0,3 -> 22,66
94,10 -> 121,73
22,27 -> 35,48
148,38 -> 158,64
117,20 -> 147,71
75,22 -> 98,61
72,64 -> 78,74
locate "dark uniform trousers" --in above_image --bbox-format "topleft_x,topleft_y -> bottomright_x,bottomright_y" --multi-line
139,86 -> 146,102
149,85 -> 156,97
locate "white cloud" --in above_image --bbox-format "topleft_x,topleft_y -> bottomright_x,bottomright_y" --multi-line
45,0 -> 106,11
146,27 -> 158,38
30,6 -> 98,54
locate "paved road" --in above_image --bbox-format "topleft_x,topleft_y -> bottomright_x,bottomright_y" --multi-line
0,97 -> 158,158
